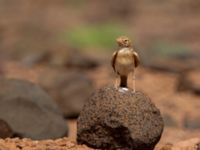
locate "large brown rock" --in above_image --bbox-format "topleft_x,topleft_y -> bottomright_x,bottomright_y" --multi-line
0,78 -> 68,140
38,69 -> 93,118
0,119 -> 13,138
77,86 -> 164,150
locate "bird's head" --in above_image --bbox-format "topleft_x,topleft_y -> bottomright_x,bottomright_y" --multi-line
116,36 -> 132,47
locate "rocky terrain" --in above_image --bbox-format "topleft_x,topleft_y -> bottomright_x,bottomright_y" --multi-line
0,62 -> 199,149
0,137 -> 199,150
0,138 -> 92,150
0,0 -> 200,149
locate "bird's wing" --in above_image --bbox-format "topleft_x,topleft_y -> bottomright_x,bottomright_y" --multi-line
111,51 -> 118,72
132,51 -> 140,67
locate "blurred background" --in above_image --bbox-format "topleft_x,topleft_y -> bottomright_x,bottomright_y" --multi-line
0,0 -> 200,145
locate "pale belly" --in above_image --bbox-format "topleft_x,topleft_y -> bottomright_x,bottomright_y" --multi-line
115,49 -> 135,76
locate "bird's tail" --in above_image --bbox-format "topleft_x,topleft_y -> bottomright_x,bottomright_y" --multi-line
120,75 -> 128,87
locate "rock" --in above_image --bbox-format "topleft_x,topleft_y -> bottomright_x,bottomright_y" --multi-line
0,78 -> 68,140
145,59 -> 187,73
64,52 -> 99,69
163,113 -> 177,127
183,114 -> 200,129
77,86 -> 164,150
38,69 -> 93,118
0,119 -> 13,138
177,69 -> 200,95
49,47 -> 99,69
21,50 -> 51,66
143,52 -> 200,74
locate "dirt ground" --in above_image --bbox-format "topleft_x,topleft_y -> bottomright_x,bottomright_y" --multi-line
0,0 -> 199,149
1,62 -> 200,149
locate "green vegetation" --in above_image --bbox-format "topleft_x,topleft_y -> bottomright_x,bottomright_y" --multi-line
64,24 -> 128,51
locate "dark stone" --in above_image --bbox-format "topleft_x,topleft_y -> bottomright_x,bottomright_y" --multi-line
21,50 -> 51,66
145,60 -> 182,73
0,78 -> 68,140
77,86 -> 164,150
143,50 -> 200,73
0,119 -> 13,138
197,143 -> 200,150
49,48 -> 99,69
183,115 -> 200,129
194,88 -> 200,95
64,52 -> 99,69
38,69 -> 93,118
177,69 -> 200,95
177,71 -> 192,92
163,113 -> 177,127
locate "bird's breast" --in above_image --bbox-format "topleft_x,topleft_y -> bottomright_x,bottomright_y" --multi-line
114,48 -> 135,75
116,48 -> 134,65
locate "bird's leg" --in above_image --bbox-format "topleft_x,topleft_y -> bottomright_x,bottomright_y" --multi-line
131,65 -> 137,93
114,74 -> 119,89
132,71 -> 136,92
115,77 -> 118,89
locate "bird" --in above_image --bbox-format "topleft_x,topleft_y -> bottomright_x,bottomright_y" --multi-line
111,36 -> 140,92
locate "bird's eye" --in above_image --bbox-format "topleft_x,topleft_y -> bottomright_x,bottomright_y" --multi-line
124,39 -> 128,42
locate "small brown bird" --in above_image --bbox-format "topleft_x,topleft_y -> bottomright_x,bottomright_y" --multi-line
111,36 -> 140,91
